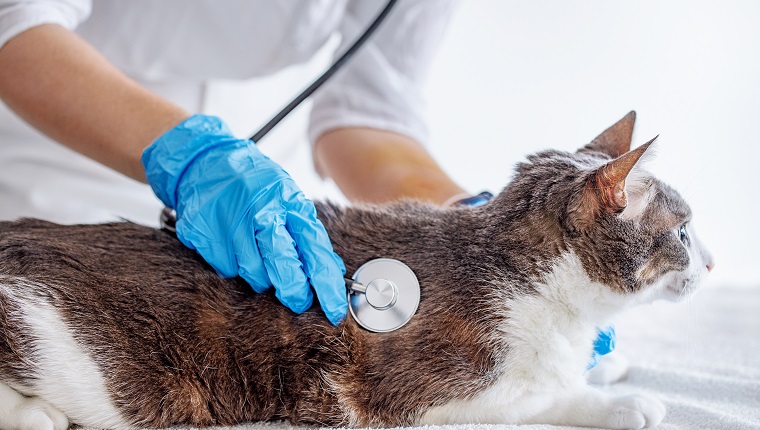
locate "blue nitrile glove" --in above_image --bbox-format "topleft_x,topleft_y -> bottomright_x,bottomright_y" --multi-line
588,325 -> 616,369
142,114 -> 348,325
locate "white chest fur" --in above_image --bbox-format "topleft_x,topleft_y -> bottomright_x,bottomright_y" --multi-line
420,252 -> 629,425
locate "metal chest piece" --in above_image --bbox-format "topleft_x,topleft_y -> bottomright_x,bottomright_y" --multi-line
346,258 -> 420,333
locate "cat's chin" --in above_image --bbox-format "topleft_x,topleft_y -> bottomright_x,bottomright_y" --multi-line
663,286 -> 692,302
638,276 -> 700,304
659,278 -> 699,302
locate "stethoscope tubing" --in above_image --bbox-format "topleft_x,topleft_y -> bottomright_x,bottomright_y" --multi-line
249,0 -> 398,143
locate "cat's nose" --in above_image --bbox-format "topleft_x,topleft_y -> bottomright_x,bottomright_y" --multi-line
704,253 -> 715,272
700,245 -> 715,273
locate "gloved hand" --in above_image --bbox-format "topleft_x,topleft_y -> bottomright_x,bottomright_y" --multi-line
142,114 -> 348,325
588,325 -> 616,369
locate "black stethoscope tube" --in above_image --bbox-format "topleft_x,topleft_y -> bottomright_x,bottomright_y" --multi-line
249,0 -> 398,143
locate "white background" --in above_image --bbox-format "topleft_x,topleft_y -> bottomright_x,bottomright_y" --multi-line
206,1 -> 760,289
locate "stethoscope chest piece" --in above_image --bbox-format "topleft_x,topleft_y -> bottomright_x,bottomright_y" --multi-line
347,258 -> 420,333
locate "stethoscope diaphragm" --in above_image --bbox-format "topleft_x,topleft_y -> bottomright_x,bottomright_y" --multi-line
346,258 -> 420,333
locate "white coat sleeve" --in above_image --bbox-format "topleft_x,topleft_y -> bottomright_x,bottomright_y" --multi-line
308,0 -> 455,146
0,0 -> 91,48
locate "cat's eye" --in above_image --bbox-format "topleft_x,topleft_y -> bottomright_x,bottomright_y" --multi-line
678,223 -> 690,246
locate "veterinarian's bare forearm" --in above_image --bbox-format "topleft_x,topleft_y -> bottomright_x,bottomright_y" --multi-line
314,128 -> 467,205
0,24 -> 189,182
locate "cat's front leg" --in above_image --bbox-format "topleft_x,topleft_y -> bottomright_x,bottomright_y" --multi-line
523,385 -> 666,429
586,352 -> 629,385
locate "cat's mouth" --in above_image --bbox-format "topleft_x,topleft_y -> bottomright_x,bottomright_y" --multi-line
665,278 -> 697,301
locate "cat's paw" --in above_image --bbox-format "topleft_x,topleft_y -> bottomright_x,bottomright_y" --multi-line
605,393 -> 666,429
587,352 -> 629,385
13,398 -> 69,430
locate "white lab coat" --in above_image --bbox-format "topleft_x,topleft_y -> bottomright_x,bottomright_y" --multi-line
0,0 -> 453,225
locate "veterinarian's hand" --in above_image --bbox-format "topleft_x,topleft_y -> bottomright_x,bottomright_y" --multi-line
142,114 -> 348,325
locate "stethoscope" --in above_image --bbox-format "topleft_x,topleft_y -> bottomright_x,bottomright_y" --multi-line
161,0 -> 421,333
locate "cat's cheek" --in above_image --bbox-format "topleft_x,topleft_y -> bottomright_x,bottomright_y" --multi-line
666,240 -> 713,302
650,270 -> 703,303
634,273 -> 687,303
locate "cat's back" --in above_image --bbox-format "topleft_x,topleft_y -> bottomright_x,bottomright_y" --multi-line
0,218 -> 204,279
0,218 -> 253,314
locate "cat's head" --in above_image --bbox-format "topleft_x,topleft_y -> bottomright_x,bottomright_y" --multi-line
491,112 -> 713,303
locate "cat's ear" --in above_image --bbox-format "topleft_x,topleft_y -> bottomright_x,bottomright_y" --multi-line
577,136 -> 657,221
579,111 -> 636,158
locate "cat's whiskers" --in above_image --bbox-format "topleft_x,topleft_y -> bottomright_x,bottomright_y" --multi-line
683,285 -> 701,358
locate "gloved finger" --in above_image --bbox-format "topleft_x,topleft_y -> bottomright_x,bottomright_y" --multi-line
176,214 -> 238,278
286,195 -> 348,326
233,211 -> 271,294
593,325 -> 616,355
254,208 -> 314,314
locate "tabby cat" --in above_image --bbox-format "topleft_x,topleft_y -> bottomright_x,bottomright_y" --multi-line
0,112 -> 713,429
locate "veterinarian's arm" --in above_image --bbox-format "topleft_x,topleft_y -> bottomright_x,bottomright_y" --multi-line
0,24 -> 349,325
309,1 -> 463,206
314,127 -> 467,205
0,24 -> 189,181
